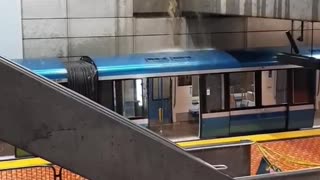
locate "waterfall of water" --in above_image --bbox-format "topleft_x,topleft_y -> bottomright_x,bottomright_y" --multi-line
168,0 -> 182,48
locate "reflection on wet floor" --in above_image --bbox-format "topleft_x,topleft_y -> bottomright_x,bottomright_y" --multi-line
149,121 -> 199,142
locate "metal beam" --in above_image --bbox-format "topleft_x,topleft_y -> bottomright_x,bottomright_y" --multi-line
277,53 -> 320,69
0,56 -> 232,180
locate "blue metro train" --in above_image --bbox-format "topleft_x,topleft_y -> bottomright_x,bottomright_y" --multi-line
10,47 -> 317,141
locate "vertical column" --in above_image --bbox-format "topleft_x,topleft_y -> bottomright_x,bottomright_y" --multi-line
0,0 -> 23,59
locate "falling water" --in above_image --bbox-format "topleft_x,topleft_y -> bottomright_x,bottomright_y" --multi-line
168,0 -> 182,48
167,0 -> 210,50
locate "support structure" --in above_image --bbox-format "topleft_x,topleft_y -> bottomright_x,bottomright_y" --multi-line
277,53 -> 320,69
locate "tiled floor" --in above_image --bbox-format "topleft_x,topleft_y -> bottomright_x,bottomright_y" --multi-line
251,136 -> 320,175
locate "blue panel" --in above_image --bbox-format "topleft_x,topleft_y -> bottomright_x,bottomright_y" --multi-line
147,79 -> 172,124
8,46 -> 320,81
201,117 -> 229,138
12,58 -> 67,81
288,109 -> 314,130
230,112 -> 286,135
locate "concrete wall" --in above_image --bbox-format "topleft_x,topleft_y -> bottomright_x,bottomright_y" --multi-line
21,0 -> 248,59
0,0 -> 23,159
21,0 -> 320,60
0,0 -> 23,59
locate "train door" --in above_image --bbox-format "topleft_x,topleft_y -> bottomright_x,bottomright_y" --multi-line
148,77 -> 172,127
200,74 -> 229,138
171,75 -> 200,141
287,69 -> 316,130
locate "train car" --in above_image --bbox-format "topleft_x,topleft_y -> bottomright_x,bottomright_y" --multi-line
11,47 -> 317,142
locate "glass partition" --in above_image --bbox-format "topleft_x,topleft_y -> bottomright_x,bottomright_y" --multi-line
262,70 -> 287,106
230,72 -> 256,109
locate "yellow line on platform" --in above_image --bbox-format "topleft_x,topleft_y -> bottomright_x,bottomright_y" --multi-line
0,158 -> 51,170
177,129 -> 320,149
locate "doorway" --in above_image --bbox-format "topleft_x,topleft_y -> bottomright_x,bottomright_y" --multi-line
148,76 -> 200,142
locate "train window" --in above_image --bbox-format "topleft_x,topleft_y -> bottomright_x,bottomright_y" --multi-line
262,70 -> 287,106
122,79 -> 145,119
230,72 -> 256,109
153,77 -> 171,100
178,76 -> 192,86
203,74 -> 225,112
192,76 -> 199,97
292,69 -> 315,104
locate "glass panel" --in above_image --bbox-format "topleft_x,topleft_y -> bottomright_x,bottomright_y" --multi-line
293,69 -> 314,104
204,74 -> 224,113
136,79 -> 143,106
230,72 -> 256,109
192,76 -> 199,97
123,80 -> 135,118
122,79 -> 145,119
262,70 -> 287,106
153,77 -> 171,100
153,78 -> 160,100
178,75 -> 192,86
162,77 -> 171,99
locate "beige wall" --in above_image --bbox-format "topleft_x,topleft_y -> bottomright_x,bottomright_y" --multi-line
15,0 -> 270,59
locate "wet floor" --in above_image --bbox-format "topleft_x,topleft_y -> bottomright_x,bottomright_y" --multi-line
149,121 -> 199,142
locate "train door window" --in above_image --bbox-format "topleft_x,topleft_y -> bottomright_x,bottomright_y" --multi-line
192,76 -> 199,97
262,70 -> 287,106
178,76 -> 192,86
230,72 -> 256,109
122,79 -> 146,119
202,74 -> 225,113
292,69 -> 315,104
153,77 -> 171,100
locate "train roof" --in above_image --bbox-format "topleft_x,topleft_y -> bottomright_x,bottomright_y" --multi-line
11,47 -> 313,82
12,58 -> 67,82
93,48 -> 286,80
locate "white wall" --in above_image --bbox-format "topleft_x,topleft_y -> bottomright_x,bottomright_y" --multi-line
0,0 -> 23,59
